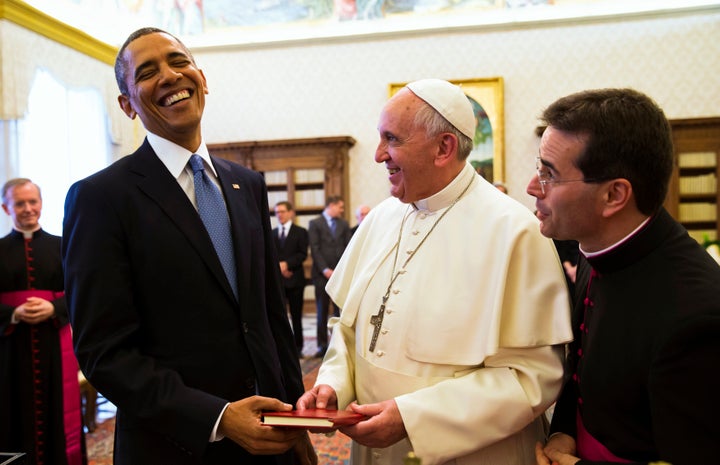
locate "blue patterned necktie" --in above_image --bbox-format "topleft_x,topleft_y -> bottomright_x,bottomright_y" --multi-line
189,154 -> 238,299
330,217 -> 337,237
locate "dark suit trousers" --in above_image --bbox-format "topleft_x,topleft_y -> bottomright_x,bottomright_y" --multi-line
284,285 -> 305,351
313,277 -> 340,353
114,426 -> 290,465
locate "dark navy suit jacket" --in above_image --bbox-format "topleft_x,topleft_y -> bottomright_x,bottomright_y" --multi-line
273,223 -> 308,290
62,139 -> 303,465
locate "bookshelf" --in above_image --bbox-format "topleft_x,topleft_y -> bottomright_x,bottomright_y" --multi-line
665,118 -> 720,244
207,136 -> 355,229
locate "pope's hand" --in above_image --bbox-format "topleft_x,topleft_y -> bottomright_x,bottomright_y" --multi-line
339,399 -> 406,448
296,384 -> 338,411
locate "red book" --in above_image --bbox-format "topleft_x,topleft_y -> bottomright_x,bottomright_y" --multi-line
262,408 -> 366,429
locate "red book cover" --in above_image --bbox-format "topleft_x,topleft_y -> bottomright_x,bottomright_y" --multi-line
262,408 -> 366,429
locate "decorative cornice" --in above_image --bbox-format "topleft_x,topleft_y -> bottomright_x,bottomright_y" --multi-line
0,0 -> 117,65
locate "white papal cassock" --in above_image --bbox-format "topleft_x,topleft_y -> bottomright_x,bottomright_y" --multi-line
317,162 -> 574,465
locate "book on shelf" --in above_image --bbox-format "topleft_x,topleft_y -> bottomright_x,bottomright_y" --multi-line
262,408 -> 366,429
264,170 -> 287,185
295,189 -> 325,208
267,191 -> 287,208
679,173 -> 717,195
678,151 -> 717,168
295,168 -> 325,183
678,202 -> 717,222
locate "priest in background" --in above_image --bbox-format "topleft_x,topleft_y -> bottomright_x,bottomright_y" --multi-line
0,178 -> 86,465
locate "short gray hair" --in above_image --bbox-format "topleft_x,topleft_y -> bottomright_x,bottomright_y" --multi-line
414,102 -> 474,160
2,178 -> 40,206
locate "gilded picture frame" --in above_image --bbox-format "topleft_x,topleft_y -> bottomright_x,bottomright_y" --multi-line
389,77 -> 504,183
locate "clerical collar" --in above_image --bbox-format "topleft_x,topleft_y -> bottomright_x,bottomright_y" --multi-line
581,216 -> 652,258
412,162 -> 475,212
146,132 -> 215,179
12,227 -> 41,240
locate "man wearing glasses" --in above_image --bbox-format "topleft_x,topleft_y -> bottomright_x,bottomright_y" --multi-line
529,88 -> 720,465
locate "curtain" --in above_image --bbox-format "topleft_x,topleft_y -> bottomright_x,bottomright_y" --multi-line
1,69 -> 110,235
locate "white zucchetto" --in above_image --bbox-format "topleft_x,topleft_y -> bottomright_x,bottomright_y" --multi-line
406,78 -> 477,140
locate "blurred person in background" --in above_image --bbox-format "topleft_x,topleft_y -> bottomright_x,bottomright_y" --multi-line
1,177 -> 86,465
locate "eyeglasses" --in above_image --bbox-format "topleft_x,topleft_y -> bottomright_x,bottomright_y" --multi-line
535,157 -> 604,194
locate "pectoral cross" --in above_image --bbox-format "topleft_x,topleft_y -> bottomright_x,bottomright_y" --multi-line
369,295 -> 388,352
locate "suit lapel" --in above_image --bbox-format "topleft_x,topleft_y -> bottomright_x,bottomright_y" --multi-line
212,156 -> 253,304
278,225 -> 294,250
130,141 -> 236,303
273,226 -> 281,247
290,224 -> 302,239
284,224 -> 293,245
323,217 -> 339,242
321,217 -> 332,237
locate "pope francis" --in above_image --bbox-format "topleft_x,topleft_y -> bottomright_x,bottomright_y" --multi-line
297,79 -> 573,465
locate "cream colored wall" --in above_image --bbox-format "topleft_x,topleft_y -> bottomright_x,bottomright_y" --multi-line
5,8 -> 717,217
0,19 -> 139,160
195,8 -> 720,213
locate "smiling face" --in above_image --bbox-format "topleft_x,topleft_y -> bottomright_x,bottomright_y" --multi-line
117,32 -> 208,151
374,89 -> 447,203
2,182 -> 42,231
